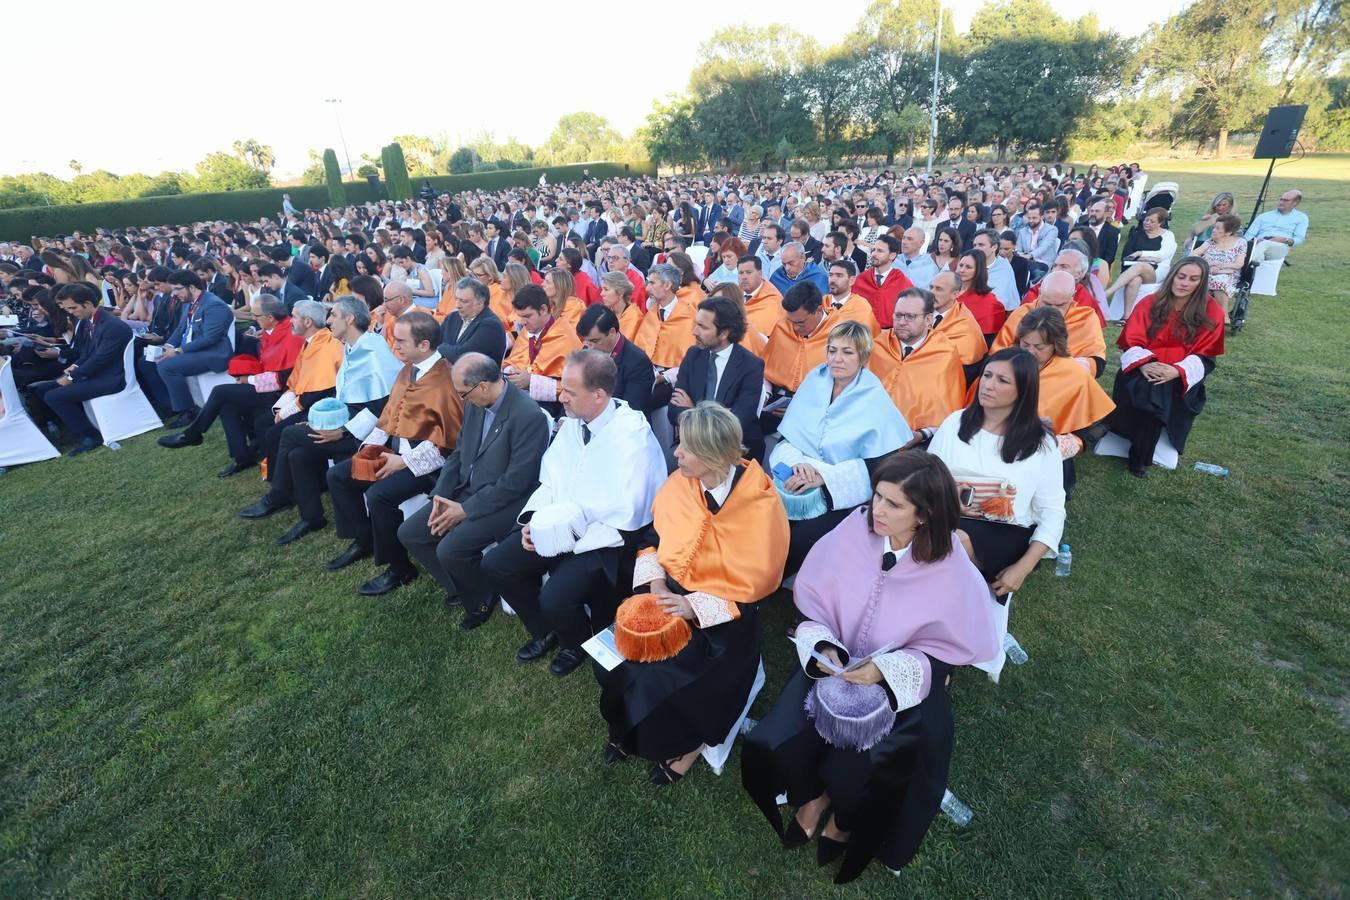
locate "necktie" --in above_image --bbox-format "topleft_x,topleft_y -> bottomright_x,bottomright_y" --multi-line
528,333 -> 541,361
902,345 -> 914,359
882,551 -> 898,571
832,300 -> 844,310
705,349 -> 719,400
704,490 -> 721,514
659,307 -> 668,322
744,292 -> 753,303
581,423 -> 591,445
409,367 -> 419,384
932,313 -> 943,327
876,270 -> 886,286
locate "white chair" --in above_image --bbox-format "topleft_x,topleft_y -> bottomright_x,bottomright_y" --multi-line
0,359 -> 60,466
702,658 -> 766,774
186,325 -> 237,407
973,591 -> 1013,683
83,339 -> 163,445
1106,280 -> 1161,323
1093,429 -> 1180,470
427,267 -> 443,298
685,244 -> 709,271
397,492 -> 430,519
1250,259 -> 1283,296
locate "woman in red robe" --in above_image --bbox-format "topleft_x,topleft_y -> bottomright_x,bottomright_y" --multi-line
1109,257 -> 1224,477
954,250 -> 1005,341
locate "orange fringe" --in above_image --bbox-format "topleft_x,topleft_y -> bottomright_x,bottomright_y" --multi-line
350,445 -> 386,482
980,493 -> 1015,521
614,594 -> 692,663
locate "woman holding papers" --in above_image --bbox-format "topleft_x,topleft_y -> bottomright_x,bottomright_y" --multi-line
599,402 -> 788,787
741,452 -> 997,884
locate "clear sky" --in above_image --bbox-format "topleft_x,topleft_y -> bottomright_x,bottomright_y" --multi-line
5,0 -> 1184,179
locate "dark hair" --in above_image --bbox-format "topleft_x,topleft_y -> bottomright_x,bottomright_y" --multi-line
455,275 -> 490,306
736,254 -> 762,271
308,242 -> 330,261
257,263 -> 283,279
396,310 -> 441,347
781,281 -> 824,315
559,247 -> 583,272
390,245 -> 414,260
146,265 -> 174,283
1147,256 -> 1216,343
565,348 -> 618,395
958,250 -> 991,295
167,270 -> 205,291
55,282 -> 101,307
874,233 -> 900,255
577,304 -> 619,336
1066,225 -> 1100,261
958,348 -> 1051,463
866,451 -> 958,563
349,274 -> 384,310
697,296 -> 747,343
511,283 -> 550,312
1016,306 -> 1070,357
897,286 -> 936,315
829,258 -> 857,277
932,226 -> 963,258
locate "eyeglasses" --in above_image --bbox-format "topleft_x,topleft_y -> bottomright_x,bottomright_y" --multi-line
893,312 -> 928,322
455,382 -> 482,400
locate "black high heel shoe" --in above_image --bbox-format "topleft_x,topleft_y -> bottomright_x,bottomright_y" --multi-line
648,759 -> 686,786
781,804 -> 830,850
603,741 -> 630,765
816,834 -> 848,867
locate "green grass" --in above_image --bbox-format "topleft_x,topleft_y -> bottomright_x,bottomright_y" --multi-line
3,158 -> 1348,898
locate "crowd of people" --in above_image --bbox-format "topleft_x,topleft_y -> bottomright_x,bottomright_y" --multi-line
0,159 -> 1303,882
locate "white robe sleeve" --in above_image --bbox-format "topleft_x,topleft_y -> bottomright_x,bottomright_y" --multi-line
793,621 -> 848,679
872,648 -> 932,712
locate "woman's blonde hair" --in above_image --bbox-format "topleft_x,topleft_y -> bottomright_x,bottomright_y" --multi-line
501,262 -> 532,296
545,267 -> 575,302
442,255 -> 467,283
469,256 -> 500,282
678,401 -> 744,473
600,270 -> 632,301
828,319 -> 874,365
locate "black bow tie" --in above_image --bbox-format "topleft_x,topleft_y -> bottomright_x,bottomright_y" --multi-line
882,551 -> 898,571
704,490 -> 721,514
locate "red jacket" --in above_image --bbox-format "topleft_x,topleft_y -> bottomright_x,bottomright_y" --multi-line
852,266 -> 914,329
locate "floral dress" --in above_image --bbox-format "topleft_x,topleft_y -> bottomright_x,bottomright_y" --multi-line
1201,240 -> 1247,294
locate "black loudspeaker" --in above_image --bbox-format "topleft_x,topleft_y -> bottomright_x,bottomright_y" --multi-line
1252,105 -> 1308,159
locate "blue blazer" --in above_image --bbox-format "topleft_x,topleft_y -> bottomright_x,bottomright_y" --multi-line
167,292 -> 234,367
69,310 -> 133,385
670,343 -> 764,444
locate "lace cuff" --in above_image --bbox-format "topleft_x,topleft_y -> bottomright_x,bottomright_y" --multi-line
686,591 -> 737,628
403,439 -> 446,477
1056,433 -> 1084,460
1119,346 -> 1154,373
632,551 -> 666,588
873,650 -> 927,712
793,623 -> 845,678
818,457 -> 872,510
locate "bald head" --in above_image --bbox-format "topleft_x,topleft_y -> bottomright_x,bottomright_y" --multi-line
383,280 -> 413,316
931,270 -> 960,311
901,227 -> 925,257
1038,270 -> 1076,310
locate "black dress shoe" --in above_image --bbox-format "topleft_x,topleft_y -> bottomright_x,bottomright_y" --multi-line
460,599 -> 497,631
325,542 -> 372,571
217,459 -> 256,478
603,741 -> 630,765
358,567 -> 417,596
1128,467 -> 1149,479
275,519 -> 325,545
516,632 -> 558,662
158,430 -> 202,449
66,436 -> 101,457
549,647 -> 587,677
239,497 -> 293,519
165,409 -> 199,429
816,834 -> 847,867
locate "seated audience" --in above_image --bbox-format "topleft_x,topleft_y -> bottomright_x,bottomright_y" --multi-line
149,270 -> 235,427
542,267 -> 586,330
601,402 -> 789,784
770,321 -> 910,574
1108,257 -> 1224,478
769,242 -> 829,296
1194,215 -> 1247,317
1243,189 -> 1306,263
742,451 -> 997,885
954,250 -> 1005,341
894,227 -> 939,289
737,255 -> 784,345
598,270 -> 643,341
482,350 -> 666,677
577,305 -> 655,412
995,271 -> 1107,375
928,348 -> 1065,599
438,276 -> 506,365
927,271 -> 988,373
669,296 -> 765,458
325,312 -> 464,596
635,263 -> 698,405
822,260 -> 880,336
851,234 -> 913,329
502,283 -> 583,412
1106,208 -> 1177,317
763,282 -> 832,404
397,353 -> 551,628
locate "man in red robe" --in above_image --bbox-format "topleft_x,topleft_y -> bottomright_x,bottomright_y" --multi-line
851,233 -> 913,329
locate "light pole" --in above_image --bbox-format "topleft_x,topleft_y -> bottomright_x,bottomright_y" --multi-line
324,99 -> 354,178
926,2 -> 943,174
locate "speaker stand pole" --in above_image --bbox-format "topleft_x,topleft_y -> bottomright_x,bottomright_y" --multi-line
1249,157 -> 1277,225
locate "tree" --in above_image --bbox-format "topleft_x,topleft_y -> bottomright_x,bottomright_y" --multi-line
192,151 -> 271,192
299,150 -> 326,186
381,143 -> 411,200
1268,0 -> 1349,105
390,133 -> 445,176
68,160 -> 83,176
448,146 -> 479,174
231,138 -> 276,173
540,112 -> 623,164
642,97 -> 703,171
323,149 -> 347,206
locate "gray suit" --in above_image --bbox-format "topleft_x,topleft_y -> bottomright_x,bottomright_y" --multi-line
397,381 -> 550,607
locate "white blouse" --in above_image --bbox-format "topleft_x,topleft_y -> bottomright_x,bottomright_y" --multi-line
927,410 -> 1066,552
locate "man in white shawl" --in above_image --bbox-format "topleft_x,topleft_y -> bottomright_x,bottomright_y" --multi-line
768,320 -> 911,574
483,349 -> 667,677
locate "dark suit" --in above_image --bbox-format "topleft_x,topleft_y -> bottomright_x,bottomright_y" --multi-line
670,343 -> 765,454
801,236 -> 824,264
486,236 -> 511,270
626,243 -> 652,274
942,217 -> 976,250
30,309 -> 133,441
315,264 -> 335,300
287,261 -> 318,298
612,336 -> 655,412
397,383 -> 550,609
1076,217 -> 1120,268
699,204 -> 724,243
438,308 -> 506,365
279,281 -> 308,313
268,396 -> 388,526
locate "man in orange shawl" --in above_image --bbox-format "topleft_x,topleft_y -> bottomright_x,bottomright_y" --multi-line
824,259 -> 881,336
326,311 -> 466,597
929,270 -> 988,368
635,262 -> 698,374
737,255 -> 784,345
503,283 -> 582,410
1020,249 -> 1107,326
373,281 -> 415,352
600,402 -> 788,782
995,271 -> 1107,375
763,282 -> 831,396
868,288 -> 965,437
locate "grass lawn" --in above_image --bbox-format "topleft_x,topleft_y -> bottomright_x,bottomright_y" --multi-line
2,158 -> 1347,898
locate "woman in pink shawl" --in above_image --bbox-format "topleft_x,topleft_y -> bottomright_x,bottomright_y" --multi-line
741,451 -> 998,884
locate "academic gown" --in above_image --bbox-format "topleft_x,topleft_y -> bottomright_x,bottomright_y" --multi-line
867,331 -> 966,431
825,293 -> 882,337
600,461 -> 789,760
931,302 -> 988,367
634,297 -> 697,369
743,282 -> 784,344
762,317 -> 831,393
993,303 -> 1107,364
742,509 -> 997,882
1022,280 -> 1107,326
958,290 -> 1006,338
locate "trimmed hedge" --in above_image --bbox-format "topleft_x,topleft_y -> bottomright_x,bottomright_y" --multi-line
0,162 -> 655,240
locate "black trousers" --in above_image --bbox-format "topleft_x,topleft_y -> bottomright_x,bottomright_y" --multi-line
193,383 -> 279,462
397,499 -> 525,610
1112,404 -> 1165,472
481,528 -> 619,651
327,457 -> 435,575
29,375 -> 123,441
259,411 -> 306,475
785,506 -> 856,577
268,423 -> 359,524
133,340 -> 172,413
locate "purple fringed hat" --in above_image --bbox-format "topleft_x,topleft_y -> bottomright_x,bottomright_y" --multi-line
804,678 -> 896,751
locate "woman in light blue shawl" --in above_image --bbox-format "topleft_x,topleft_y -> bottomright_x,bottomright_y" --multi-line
770,320 -> 911,575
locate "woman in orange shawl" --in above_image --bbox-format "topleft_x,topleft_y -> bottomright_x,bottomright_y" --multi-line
1013,306 -> 1115,495
600,402 -> 789,786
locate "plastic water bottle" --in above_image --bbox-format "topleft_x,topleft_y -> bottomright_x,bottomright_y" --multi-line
941,789 -> 974,827
106,441 -> 121,451
1002,633 -> 1029,665
1054,543 -> 1072,577
1193,462 -> 1229,477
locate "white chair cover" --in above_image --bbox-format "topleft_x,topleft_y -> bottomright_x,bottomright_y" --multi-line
83,339 -> 163,445
187,326 -> 237,406
702,657 -> 766,774
0,359 -> 60,466
685,245 -> 709,271
1106,281 -> 1161,322
1250,259 -> 1283,297
973,591 -> 1012,683
1093,429 -> 1180,470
